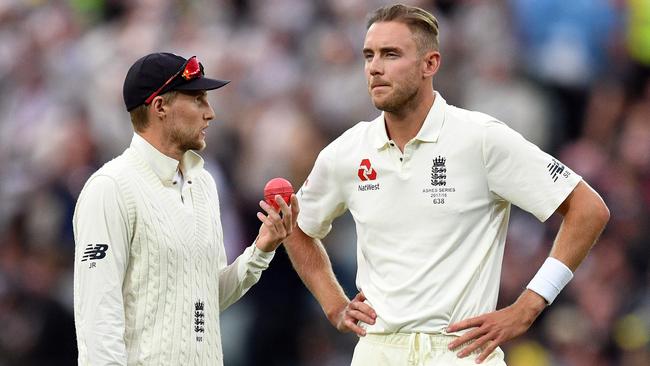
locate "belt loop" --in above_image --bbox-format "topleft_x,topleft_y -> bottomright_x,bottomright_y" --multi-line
407,333 -> 418,365
420,333 -> 433,364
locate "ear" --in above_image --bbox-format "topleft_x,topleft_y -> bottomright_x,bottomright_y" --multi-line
151,96 -> 167,120
422,50 -> 441,79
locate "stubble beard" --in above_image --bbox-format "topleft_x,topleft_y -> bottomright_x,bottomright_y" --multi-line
171,125 -> 205,152
372,73 -> 421,114
373,85 -> 420,114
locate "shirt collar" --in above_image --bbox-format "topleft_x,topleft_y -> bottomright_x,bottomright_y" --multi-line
130,133 -> 204,185
371,91 -> 447,150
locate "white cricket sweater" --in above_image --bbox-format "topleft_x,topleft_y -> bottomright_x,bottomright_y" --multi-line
73,134 -> 274,365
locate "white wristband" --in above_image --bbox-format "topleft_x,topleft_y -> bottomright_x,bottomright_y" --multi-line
526,257 -> 573,305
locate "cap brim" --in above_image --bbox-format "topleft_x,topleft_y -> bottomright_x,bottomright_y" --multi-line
174,77 -> 230,91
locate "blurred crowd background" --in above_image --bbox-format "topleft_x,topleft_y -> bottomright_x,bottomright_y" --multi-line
0,0 -> 649,365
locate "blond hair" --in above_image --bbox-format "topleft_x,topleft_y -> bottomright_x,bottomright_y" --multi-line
128,91 -> 178,132
367,4 -> 439,54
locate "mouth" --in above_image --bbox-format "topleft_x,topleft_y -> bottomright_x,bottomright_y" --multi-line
371,83 -> 390,90
370,78 -> 390,87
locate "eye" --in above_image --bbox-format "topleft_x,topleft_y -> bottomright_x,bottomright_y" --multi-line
363,53 -> 373,61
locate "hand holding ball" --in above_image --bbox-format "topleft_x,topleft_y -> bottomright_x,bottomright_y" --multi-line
264,178 -> 294,211
256,177 -> 298,253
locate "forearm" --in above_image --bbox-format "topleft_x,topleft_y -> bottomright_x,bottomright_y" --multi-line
525,181 -> 609,305
75,295 -> 128,366
218,242 -> 275,310
549,181 -> 609,271
284,227 -> 349,323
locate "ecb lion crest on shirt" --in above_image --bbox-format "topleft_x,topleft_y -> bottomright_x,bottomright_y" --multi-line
422,155 -> 456,205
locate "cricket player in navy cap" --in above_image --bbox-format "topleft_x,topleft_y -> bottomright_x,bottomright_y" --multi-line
73,52 -> 299,366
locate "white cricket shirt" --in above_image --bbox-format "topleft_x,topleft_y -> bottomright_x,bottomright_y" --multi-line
297,92 -> 581,334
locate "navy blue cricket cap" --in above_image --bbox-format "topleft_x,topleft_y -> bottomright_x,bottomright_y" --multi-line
123,52 -> 229,111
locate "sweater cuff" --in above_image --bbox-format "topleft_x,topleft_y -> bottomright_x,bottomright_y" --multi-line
249,241 -> 275,266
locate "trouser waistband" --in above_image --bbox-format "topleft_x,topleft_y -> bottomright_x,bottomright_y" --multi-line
362,332 -> 482,356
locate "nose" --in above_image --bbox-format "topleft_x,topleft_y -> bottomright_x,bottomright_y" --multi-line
366,55 -> 383,77
204,101 -> 215,121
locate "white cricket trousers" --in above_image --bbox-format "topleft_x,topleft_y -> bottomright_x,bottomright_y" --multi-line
350,333 -> 507,366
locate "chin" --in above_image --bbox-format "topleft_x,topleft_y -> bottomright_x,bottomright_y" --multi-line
372,92 -> 393,107
181,139 -> 206,152
372,99 -> 392,111
194,140 -> 206,151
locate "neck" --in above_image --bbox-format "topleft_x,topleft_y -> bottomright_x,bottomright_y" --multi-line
384,88 -> 435,151
138,129 -> 183,161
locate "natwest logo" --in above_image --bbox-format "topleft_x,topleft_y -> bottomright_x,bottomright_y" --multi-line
357,159 -> 377,181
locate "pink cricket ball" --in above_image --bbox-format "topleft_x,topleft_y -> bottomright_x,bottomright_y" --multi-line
263,177 -> 294,210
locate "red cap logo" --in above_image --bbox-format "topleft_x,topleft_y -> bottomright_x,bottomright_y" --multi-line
358,159 -> 377,181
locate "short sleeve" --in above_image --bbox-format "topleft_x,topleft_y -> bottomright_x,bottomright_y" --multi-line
483,121 -> 581,222
296,144 -> 348,239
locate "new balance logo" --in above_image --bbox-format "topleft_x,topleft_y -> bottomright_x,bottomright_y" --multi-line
547,159 -> 569,182
358,159 -> 377,181
81,244 -> 109,262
